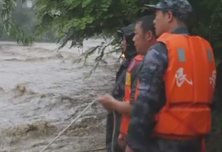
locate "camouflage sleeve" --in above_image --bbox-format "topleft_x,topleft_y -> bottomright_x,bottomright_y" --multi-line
127,43 -> 168,151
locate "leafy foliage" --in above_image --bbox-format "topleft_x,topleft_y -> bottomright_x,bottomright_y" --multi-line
1,0 -> 222,58
0,0 -> 57,44
0,0 -> 34,45
1,0 -> 221,57
34,0 -> 151,46
188,0 -> 222,58
32,0 -> 153,73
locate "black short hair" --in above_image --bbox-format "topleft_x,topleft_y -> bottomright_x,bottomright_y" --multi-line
136,15 -> 155,35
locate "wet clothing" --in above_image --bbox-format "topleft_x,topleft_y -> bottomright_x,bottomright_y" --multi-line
127,27 -> 215,152
106,56 -> 142,152
111,59 -> 130,101
106,59 -> 129,152
106,21 -> 138,152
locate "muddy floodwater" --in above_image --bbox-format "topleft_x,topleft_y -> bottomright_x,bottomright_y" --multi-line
0,40 -> 119,152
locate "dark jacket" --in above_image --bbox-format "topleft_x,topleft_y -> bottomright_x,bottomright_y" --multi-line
106,58 -> 130,152
106,23 -> 138,152
106,57 -> 143,152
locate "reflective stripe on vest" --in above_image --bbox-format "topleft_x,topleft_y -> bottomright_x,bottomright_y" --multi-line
154,33 -> 216,139
120,55 -> 143,136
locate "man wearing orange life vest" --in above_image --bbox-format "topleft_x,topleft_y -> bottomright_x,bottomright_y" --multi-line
125,0 -> 217,152
98,15 -> 156,151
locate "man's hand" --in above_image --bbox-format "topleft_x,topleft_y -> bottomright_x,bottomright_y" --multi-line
98,94 -> 116,111
125,146 -> 134,152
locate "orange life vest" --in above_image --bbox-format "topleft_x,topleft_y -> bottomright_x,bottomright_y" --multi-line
133,33 -> 216,152
120,54 -> 144,137
154,33 -> 216,140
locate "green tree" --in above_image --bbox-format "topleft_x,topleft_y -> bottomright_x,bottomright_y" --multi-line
188,0 -> 222,58
2,0 -> 222,58
33,0 -> 154,66
0,0 -> 34,45
0,0 -> 56,44
33,0 -> 222,59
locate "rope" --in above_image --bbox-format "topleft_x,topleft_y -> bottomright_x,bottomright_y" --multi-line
39,99 -> 98,152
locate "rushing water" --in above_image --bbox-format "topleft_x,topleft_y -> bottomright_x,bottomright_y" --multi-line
0,40 -> 118,152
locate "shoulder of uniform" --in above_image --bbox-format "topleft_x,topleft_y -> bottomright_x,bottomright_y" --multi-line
142,42 -> 169,68
150,42 -> 168,54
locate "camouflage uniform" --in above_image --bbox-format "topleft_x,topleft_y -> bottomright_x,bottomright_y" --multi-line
127,1 -> 204,152
106,23 -> 138,152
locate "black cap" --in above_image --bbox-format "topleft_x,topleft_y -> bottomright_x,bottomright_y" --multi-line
117,23 -> 135,38
117,23 -> 136,59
